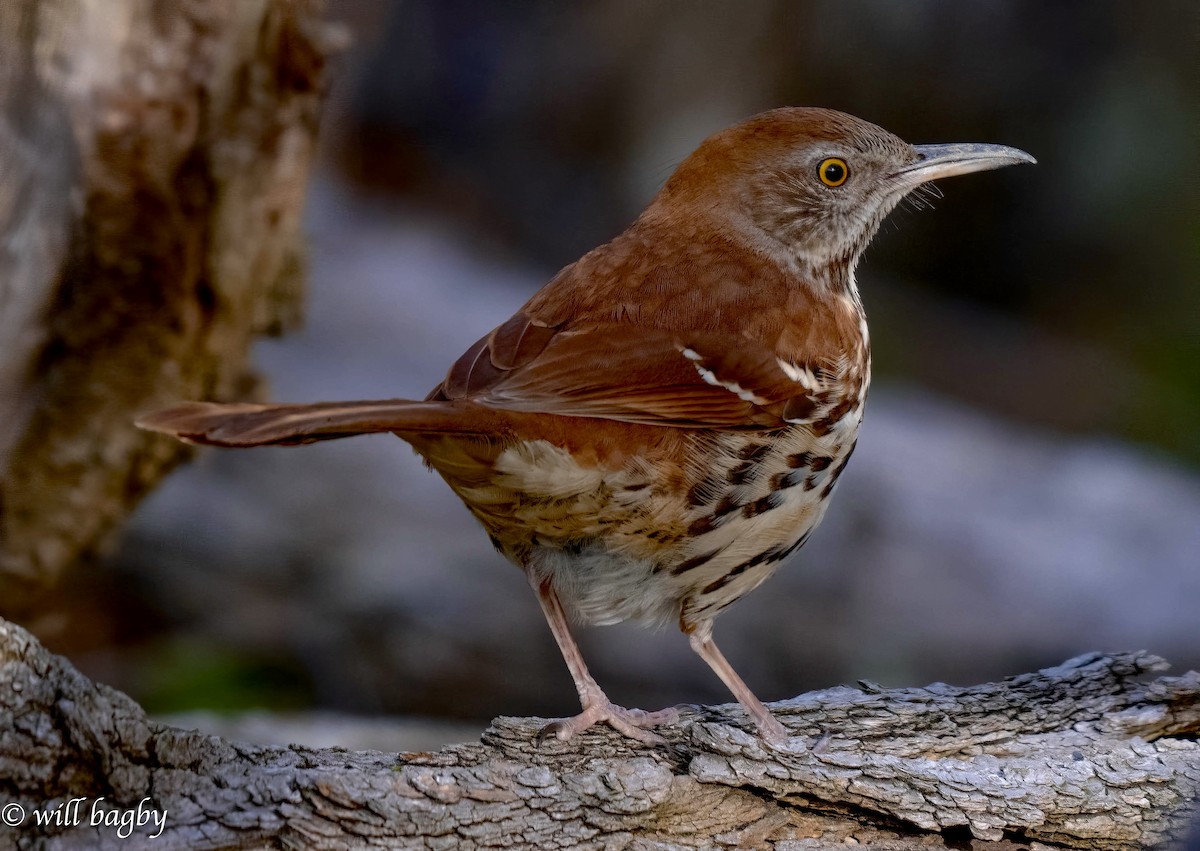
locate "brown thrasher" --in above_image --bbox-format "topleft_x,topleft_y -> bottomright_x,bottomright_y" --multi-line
138,108 -> 1033,745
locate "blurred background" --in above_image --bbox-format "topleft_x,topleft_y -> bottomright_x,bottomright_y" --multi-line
27,0 -> 1200,745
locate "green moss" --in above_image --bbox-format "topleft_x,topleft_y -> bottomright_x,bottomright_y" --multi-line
134,638 -> 314,714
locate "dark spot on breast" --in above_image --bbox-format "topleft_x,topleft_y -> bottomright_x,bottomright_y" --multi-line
624,482 -> 650,492
727,460 -> 756,485
673,547 -> 724,575
770,469 -> 805,490
737,443 -> 772,462
742,491 -> 784,518
687,473 -> 723,508
819,445 -> 856,497
767,530 -> 812,562
810,456 -> 833,472
701,571 -> 736,596
811,394 -> 859,435
729,550 -> 771,575
706,598 -> 737,615
687,492 -> 742,536
809,419 -> 834,437
700,534 -> 801,595
787,451 -> 811,469
713,493 -> 741,517
734,531 -> 813,575
803,476 -> 818,491
716,562 -> 754,590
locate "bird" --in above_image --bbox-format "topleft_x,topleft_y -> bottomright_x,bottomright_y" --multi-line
137,107 -> 1034,746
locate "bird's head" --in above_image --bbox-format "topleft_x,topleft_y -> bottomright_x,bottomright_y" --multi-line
656,107 -> 1034,282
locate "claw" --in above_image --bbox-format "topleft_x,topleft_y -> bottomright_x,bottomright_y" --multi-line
538,700 -> 679,745
755,713 -> 789,747
537,720 -> 569,745
530,577 -> 680,747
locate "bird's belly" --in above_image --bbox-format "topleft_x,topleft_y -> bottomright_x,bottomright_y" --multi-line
443,436 -> 693,627
531,543 -> 680,627
669,421 -> 861,625
427,417 -> 860,629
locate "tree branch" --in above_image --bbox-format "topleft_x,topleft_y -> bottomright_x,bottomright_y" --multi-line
1,618 -> 1196,849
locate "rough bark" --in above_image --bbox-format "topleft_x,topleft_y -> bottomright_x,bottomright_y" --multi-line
1,619 -> 1196,850
0,0 -> 338,613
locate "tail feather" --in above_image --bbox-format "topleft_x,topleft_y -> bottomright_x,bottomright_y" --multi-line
135,399 -> 490,447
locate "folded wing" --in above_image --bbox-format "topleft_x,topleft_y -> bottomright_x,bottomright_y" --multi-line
432,312 -> 825,430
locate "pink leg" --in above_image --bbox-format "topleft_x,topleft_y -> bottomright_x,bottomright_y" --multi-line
687,621 -> 788,744
530,575 -> 678,744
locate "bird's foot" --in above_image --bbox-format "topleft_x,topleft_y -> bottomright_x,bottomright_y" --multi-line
753,712 -> 789,747
539,700 -> 680,745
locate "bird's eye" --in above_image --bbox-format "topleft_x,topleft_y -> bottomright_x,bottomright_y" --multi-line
818,157 -> 849,187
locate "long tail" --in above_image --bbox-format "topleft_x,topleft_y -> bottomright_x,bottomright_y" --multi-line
135,399 -> 496,447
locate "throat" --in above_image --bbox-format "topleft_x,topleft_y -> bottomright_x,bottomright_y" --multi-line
810,256 -> 859,299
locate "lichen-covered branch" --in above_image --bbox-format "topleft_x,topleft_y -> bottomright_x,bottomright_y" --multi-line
0,0 -> 339,612
1,619 -> 1196,850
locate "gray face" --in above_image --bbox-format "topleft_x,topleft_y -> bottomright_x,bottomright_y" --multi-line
746,132 -> 920,269
743,124 -> 1034,272
656,107 -> 1033,282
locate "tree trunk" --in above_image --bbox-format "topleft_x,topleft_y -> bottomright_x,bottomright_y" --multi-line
1,618 -> 1196,850
0,0 -> 338,613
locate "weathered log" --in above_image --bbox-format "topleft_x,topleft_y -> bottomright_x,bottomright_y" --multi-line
0,0 -> 338,612
1,618 -> 1196,849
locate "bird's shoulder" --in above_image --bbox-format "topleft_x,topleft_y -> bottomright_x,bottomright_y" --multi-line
429,216 -> 865,430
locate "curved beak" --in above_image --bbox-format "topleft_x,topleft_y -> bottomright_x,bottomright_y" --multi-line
892,142 -> 1036,185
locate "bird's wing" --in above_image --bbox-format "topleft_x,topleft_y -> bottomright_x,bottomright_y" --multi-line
431,312 -> 832,430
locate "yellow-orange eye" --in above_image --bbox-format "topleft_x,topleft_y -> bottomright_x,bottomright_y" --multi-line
818,157 -> 849,187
